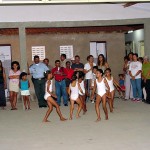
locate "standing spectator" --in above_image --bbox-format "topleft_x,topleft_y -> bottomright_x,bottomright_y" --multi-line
129,53 -> 142,102
0,60 -> 7,109
52,60 -> 68,106
65,61 -> 74,95
29,55 -> 49,108
43,58 -> 52,70
9,61 -> 21,110
97,54 -> 109,73
71,55 -> 84,72
123,53 -> 133,100
84,55 -> 96,101
60,54 -> 67,68
142,56 -> 150,104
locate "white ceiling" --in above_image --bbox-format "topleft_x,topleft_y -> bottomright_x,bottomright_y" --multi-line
0,3 -> 150,22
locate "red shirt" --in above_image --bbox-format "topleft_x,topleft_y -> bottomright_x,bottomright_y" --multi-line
52,67 -> 67,81
65,68 -> 74,80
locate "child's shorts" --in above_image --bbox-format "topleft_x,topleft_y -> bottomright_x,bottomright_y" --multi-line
21,90 -> 30,96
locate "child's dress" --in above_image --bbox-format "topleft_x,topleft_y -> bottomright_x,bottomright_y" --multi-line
79,81 -> 85,96
44,80 -> 52,100
70,81 -> 79,101
105,77 -> 115,92
96,78 -> 106,97
20,80 -> 30,96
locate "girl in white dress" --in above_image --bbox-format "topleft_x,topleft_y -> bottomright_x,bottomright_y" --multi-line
68,75 -> 83,120
78,72 -> 87,114
43,70 -> 67,122
91,69 -> 110,122
105,68 -> 122,112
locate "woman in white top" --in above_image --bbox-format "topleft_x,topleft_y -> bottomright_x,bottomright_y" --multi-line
43,71 -> 67,122
105,68 -> 121,112
84,55 -> 96,101
91,69 -> 110,122
68,75 -> 83,120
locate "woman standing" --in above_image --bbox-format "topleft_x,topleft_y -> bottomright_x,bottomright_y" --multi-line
97,54 -> 109,73
9,61 -> 21,110
142,56 -> 150,104
84,55 -> 96,101
0,60 -> 7,109
123,53 -> 133,100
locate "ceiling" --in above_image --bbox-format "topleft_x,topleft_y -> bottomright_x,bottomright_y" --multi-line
0,24 -> 144,35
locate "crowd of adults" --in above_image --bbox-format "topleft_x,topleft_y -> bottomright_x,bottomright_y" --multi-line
0,52 -> 150,110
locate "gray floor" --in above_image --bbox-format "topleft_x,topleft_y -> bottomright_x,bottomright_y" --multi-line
0,99 -> 150,150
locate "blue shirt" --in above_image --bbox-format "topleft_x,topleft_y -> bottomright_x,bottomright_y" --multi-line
119,80 -> 124,86
20,80 -> 29,90
29,62 -> 49,79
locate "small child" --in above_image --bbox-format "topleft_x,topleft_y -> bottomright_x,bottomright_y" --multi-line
19,72 -> 31,110
118,74 -> 125,98
68,75 -> 83,120
78,71 -> 87,114
90,66 -> 98,103
43,70 -> 67,122
91,69 -> 109,122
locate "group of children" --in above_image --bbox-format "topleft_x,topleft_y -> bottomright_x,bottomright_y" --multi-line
42,66 -> 125,123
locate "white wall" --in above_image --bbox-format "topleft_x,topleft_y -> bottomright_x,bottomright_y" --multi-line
0,3 -> 150,22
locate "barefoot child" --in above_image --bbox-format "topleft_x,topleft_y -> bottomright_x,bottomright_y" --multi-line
91,69 -> 110,122
43,70 -> 67,122
78,71 -> 87,114
118,74 -> 125,98
68,75 -> 83,120
105,68 -> 122,112
19,72 -> 31,110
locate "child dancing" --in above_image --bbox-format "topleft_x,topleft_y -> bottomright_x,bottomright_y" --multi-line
43,70 -> 67,122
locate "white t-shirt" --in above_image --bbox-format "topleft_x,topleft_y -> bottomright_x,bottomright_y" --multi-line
84,62 -> 96,79
129,61 -> 142,79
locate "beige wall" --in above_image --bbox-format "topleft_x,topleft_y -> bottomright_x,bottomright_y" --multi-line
0,35 -> 20,63
0,32 -> 125,79
26,32 -> 125,79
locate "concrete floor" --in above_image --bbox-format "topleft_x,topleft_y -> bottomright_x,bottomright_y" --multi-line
0,99 -> 150,150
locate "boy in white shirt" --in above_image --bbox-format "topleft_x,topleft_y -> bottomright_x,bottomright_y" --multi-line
129,53 -> 142,102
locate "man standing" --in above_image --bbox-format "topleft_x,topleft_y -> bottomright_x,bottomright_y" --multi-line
60,54 -> 67,68
29,55 -> 49,108
52,60 -> 68,106
71,55 -> 84,71
129,53 -> 142,102
43,58 -> 52,70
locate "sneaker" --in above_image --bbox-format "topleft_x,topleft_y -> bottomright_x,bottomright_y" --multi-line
131,98 -> 136,101
136,98 -> 141,102
91,100 -> 95,104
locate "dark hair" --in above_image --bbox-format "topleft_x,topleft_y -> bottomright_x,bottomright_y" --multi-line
97,54 -> 106,66
34,55 -> 39,60
105,68 -> 111,73
0,60 -> 3,69
127,52 -> 133,59
97,69 -> 104,76
87,55 -> 93,61
66,61 -> 71,65
138,57 -> 143,63
133,53 -> 138,58
71,75 -> 77,82
55,60 -> 60,64
61,54 -> 66,59
44,70 -> 51,78
43,58 -> 49,62
118,74 -> 124,77
93,66 -> 98,70
20,72 -> 27,79
124,56 -> 129,61
75,55 -> 80,59
78,71 -> 85,79
11,61 -> 20,70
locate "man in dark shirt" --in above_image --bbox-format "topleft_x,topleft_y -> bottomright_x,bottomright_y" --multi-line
52,60 -> 68,106
71,55 -> 84,71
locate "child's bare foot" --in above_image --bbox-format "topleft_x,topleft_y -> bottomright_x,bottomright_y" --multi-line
69,117 -> 73,120
95,118 -> 101,122
43,120 -> 50,123
76,115 -> 81,119
60,117 -> 67,121
28,108 -> 31,110
105,115 -> 108,120
83,110 -> 87,115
